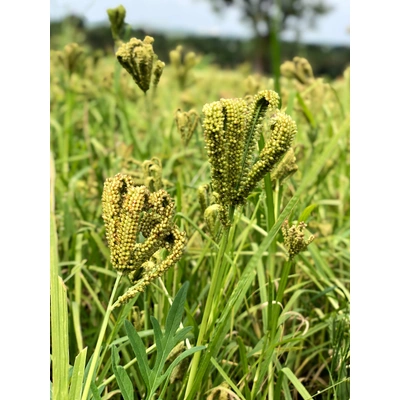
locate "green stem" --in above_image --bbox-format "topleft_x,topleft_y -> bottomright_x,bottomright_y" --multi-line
270,260 -> 293,338
184,227 -> 230,398
271,0 -> 282,96
264,173 -> 277,281
144,92 -> 153,156
81,273 -> 122,400
62,84 -> 74,180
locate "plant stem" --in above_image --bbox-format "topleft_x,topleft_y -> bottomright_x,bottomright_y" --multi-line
62,84 -> 74,180
81,273 -> 122,400
184,227 -> 230,398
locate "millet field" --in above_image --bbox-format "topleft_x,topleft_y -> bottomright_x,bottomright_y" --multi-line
50,6 -> 350,400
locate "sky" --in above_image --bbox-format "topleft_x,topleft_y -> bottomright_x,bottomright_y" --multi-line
50,0 -> 350,46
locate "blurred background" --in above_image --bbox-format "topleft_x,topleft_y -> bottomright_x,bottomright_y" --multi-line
50,0 -> 349,79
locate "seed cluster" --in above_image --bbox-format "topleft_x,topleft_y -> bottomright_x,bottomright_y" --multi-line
237,110 -> 297,200
169,45 -> 199,89
56,43 -> 84,76
202,90 -> 297,227
102,173 -> 186,306
116,36 -> 165,94
280,57 -> 314,85
270,147 -> 298,186
142,157 -> 164,192
282,220 -> 315,259
175,109 -> 199,147
107,5 -> 126,43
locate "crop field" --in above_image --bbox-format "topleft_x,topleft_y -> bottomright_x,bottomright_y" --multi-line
50,13 -> 350,400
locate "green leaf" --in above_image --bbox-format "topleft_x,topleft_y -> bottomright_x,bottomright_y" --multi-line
150,316 -> 164,352
90,381 -> 102,400
115,366 -> 135,400
172,327 -> 192,346
296,92 -> 316,128
111,346 -> 135,400
111,345 -> 120,369
210,357 -> 246,400
90,230 -> 110,261
162,346 -> 205,383
165,282 -> 189,337
149,316 -> 165,373
298,203 -> 318,224
148,282 -> 191,397
51,208 -> 69,400
68,347 -> 87,400
124,320 -> 151,389
281,367 -> 312,399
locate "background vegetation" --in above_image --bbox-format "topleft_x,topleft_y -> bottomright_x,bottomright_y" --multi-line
50,15 -> 350,79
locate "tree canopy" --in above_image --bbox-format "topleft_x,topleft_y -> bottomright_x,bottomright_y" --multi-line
207,0 -> 333,72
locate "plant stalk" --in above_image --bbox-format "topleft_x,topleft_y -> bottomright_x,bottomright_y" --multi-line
81,273 -> 122,400
184,227 -> 230,398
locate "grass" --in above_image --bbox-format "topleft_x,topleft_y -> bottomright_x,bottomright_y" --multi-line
50,33 -> 350,400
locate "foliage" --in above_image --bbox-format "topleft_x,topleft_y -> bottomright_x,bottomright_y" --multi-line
111,282 -> 205,400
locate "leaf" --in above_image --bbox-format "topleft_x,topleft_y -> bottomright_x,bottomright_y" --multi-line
165,282 -> 189,338
149,316 -> 165,373
162,346 -> 205,383
210,357 -> 246,400
90,230 -> 110,261
68,347 -> 87,400
90,381 -> 102,400
115,366 -> 135,400
111,345 -> 120,369
51,208 -> 70,400
172,326 -> 193,347
298,204 -> 318,224
124,320 -> 151,389
148,282 -> 191,396
150,316 -> 164,352
111,346 -> 135,400
296,92 -> 316,128
281,367 -> 313,399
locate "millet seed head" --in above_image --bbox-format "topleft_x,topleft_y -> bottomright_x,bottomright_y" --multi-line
102,173 -> 186,307
282,220 -> 315,259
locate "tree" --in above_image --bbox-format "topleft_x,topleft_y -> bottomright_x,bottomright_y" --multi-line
207,0 -> 332,74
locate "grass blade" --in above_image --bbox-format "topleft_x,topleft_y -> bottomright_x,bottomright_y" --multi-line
50,210 -> 69,400
68,347 -> 87,400
210,357 -> 246,400
281,367 -> 312,399
162,346 -> 206,384
298,203 -> 318,224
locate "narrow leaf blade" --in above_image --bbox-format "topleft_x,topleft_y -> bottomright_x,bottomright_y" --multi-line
298,203 -> 318,224
281,367 -> 312,399
115,366 -> 135,400
124,320 -> 151,389
162,346 -> 206,382
165,282 -> 189,336
68,347 -> 87,400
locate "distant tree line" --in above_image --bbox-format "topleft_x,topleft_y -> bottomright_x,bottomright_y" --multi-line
50,15 -> 349,79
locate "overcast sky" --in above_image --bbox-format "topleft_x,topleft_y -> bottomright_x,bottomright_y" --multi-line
50,0 -> 350,46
